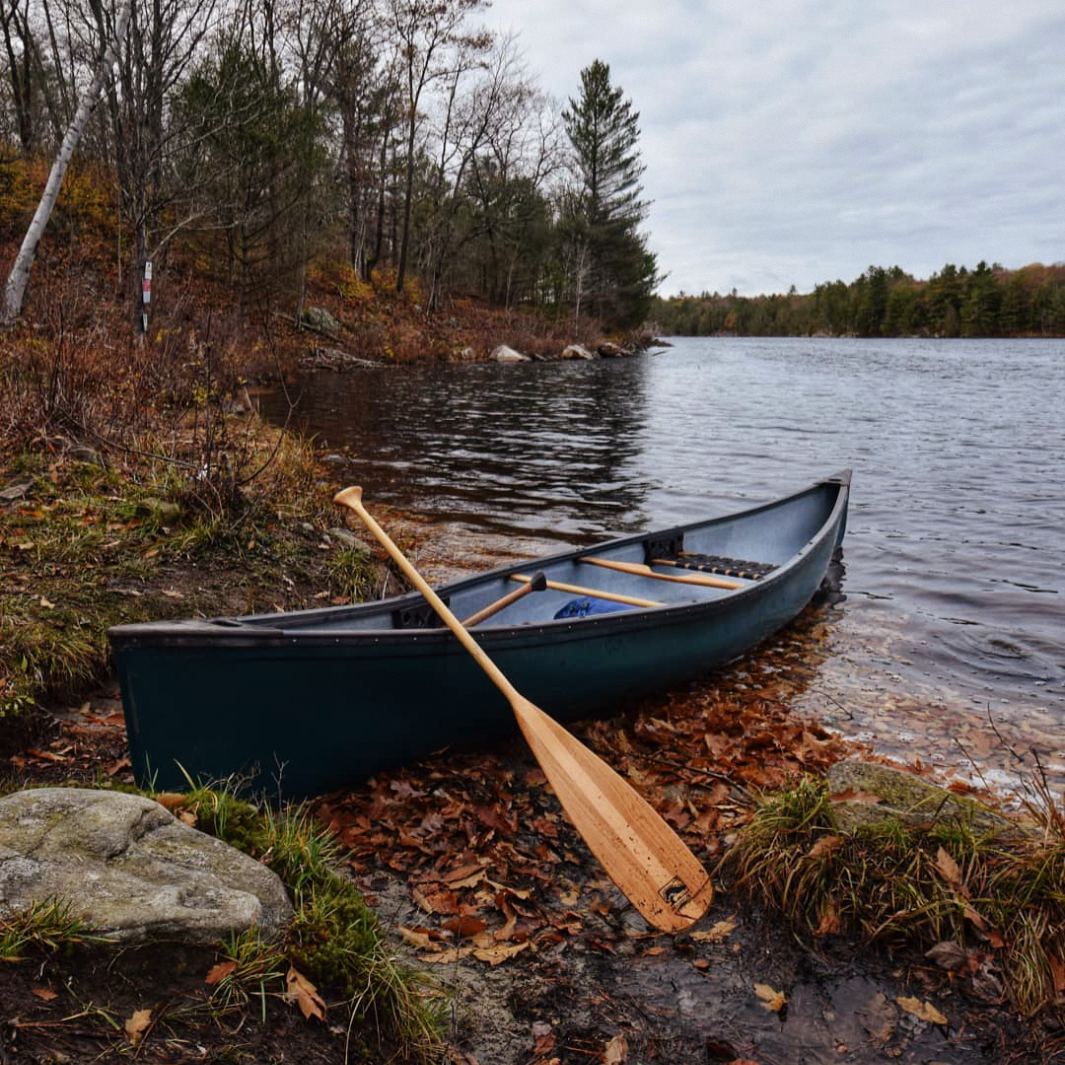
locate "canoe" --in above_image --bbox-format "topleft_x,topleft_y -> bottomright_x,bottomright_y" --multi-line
109,470 -> 850,798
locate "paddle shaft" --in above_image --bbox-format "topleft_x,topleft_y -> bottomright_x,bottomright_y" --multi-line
510,573 -> 663,608
461,571 -> 546,627
334,486 -> 713,932
334,489 -> 519,701
580,556 -> 742,590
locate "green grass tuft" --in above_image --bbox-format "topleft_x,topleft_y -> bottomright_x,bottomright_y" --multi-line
328,544 -> 378,602
207,927 -> 288,1018
0,897 -> 111,960
154,777 -> 449,1061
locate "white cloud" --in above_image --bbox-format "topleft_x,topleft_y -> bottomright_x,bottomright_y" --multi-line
487,0 -> 1065,294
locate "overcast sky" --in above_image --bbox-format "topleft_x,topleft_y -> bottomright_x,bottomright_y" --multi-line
486,0 -> 1065,297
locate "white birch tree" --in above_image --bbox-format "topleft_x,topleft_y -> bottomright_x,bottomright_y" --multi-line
1,0 -> 132,327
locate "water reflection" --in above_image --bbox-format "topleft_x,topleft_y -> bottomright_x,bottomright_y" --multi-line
268,359 -> 660,539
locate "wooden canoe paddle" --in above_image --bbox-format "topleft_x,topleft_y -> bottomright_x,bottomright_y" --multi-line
334,486 -> 713,932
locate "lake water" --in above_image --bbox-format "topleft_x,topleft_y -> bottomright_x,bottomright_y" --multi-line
261,337 -> 1065,792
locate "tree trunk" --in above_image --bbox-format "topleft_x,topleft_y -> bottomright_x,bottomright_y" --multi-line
395,123 -> 417,294
1,1 -> 34,153
367,132 -> 391,281
1,0 -> 132,327
133,217 -> 147,334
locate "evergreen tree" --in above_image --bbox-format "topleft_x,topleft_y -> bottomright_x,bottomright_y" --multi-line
562,59 -> 658,326
960,261 -> 1001,336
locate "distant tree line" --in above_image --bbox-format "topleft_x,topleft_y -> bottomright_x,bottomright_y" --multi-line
653,262 -> 1065,338
0,0 -> 657,330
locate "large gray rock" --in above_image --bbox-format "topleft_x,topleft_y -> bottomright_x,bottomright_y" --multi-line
0,788 -> 292,943
826,760 -> 1020,837
301,306 -> 340,337
560,344 -> 595,360
491,345 -> 530,363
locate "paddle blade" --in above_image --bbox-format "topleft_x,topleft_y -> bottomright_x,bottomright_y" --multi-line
510,695 -> 713,932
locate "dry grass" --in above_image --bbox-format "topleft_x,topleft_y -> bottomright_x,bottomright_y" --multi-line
0,386 -> 332,723
724,773 -> 1065,1017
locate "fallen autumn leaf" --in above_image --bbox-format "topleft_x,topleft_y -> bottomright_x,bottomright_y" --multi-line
124,1008 -> 152,1044
286,967 -> 327,1021
896,996 -> 948,1025
691,918 -> 738,943
754,982 -> 786,1013
934,846 -> 964,891
205,961 -> 237,985
472,941 -> 532,965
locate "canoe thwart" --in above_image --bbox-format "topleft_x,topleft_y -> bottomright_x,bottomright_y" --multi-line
510,573 -> 663,609
579,555 -> 743,590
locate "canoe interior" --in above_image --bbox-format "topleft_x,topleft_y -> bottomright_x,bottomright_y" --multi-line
180,470 -> 845,635
108,471 -> 850,797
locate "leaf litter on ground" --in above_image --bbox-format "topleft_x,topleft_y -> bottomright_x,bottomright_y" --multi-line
10,587 -> 1057,1063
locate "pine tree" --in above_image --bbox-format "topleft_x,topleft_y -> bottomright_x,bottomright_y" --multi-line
562,59 -> 659,327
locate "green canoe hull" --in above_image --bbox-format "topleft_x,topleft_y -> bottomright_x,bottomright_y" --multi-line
109,472 -> 850,797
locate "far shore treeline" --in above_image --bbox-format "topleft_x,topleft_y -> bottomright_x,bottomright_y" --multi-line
652,262 -> 1065,339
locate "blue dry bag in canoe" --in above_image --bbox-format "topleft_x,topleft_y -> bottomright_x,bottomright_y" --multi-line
553,597 -> 630,619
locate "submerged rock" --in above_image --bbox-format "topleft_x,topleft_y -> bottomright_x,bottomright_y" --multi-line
0,788 -> 292,943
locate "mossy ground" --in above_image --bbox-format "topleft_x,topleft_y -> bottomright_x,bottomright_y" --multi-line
0,427 -> 387,731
